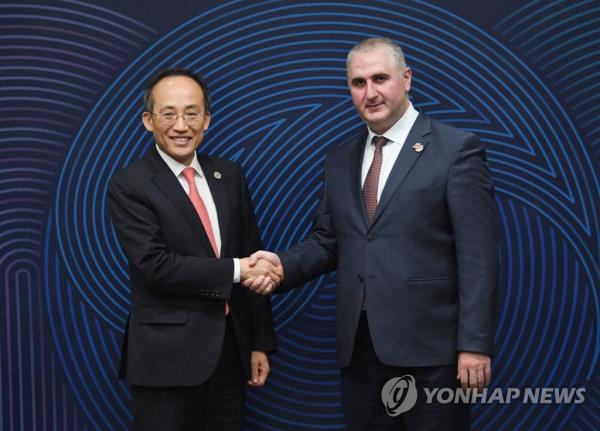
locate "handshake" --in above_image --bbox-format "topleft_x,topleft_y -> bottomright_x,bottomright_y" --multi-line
239,251 -> 283,295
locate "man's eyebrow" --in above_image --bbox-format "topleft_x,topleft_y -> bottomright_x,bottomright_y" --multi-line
158,104 -> 201,110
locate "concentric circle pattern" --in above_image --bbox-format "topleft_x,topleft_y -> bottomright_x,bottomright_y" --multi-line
1,1 -> 155,429
38,1 -> 599,430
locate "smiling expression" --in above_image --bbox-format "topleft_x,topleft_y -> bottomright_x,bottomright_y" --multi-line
142,75 -> 211,166
348,46 -> 412,135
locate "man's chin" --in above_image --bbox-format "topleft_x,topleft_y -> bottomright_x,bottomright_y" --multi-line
365,118 -> 389,133
363,112 -> 387,125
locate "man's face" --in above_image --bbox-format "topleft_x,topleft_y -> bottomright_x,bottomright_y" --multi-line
347,46 -> 412,135
142,75 -> 211,166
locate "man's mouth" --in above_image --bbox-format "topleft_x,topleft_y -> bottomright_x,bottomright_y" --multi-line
366,102 -> 384,111
170,136 -> 192,145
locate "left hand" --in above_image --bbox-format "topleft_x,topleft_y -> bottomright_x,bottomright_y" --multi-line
248,351 -> 270,387
457,351 -> 491,389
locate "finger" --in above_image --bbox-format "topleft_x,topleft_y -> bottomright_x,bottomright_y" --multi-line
458,365 -> 468,389
268,271 -> 281,285
251,359 -> 259,385
258,251 -> 280,266
256,277 -> 272,294
263,281 -> 273,295
250,275 -> 265,291
242,278 -> 253,288
257,360 -> 269,386
248,253 -> 258,266
484,362 -> 492,387
476,368 -> 485,389
468,367 -> 478,389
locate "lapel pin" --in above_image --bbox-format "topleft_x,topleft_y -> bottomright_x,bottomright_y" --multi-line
412,143 -> 424,153
213,171 -> 222,179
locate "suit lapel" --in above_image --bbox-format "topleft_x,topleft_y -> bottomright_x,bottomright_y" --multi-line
348,129 -> 369,228
369,114 -> 431,229
147,149 -> 217,257
198,154 -> 229,257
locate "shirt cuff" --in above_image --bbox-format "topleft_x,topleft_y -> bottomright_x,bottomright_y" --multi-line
233,258 -> 240,283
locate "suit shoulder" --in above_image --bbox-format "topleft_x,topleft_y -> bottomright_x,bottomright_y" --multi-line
109,156 -> 151,186
325,132 -> 364,160
428,117 -> 479,145
200,154 -> 243,177
204,154 -> 240,169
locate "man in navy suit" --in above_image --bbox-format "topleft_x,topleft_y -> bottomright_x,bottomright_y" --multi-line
108,68 -> 280,430
246,38 -> 499,430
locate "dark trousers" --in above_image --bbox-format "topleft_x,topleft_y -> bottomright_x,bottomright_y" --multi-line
131,316 -> 246,431
340,312 -> 470,431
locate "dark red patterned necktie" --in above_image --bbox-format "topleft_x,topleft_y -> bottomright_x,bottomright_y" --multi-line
362,136 -> 387,223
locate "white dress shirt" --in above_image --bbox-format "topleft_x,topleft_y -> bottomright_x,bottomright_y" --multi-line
156,145 -> 240,282
361,103 -> 419,199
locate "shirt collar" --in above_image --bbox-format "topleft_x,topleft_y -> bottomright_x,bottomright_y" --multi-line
366,102 -> 419,145
155,144 -> 203,178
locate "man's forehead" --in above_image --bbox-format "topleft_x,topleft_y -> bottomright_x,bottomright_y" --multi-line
152,76 -> 203,97
151,77 -> 204,105
348,49 -> 393,73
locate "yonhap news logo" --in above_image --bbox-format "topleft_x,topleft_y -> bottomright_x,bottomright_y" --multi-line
381,375 -> 585,416
380,375 -> 418,416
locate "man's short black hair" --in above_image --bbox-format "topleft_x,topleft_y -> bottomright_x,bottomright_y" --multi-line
143,68 -> 211,113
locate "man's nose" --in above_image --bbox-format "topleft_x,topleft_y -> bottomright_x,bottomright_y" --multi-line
172,114 -> 188,131
366,81 -> 377,99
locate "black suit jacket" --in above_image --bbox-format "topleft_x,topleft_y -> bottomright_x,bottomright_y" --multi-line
108,148 -> 276,386
279,114 -> 499,367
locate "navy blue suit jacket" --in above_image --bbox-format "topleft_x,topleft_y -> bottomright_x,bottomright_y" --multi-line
279,114 -> 499,367
108,148 -> 276,386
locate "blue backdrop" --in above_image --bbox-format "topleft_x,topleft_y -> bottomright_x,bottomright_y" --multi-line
1,0 -> 599,429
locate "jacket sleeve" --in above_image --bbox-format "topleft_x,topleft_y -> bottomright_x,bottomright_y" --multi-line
446,134 -> 499,356
278,165 -> 338,292
107,171 -> 234,299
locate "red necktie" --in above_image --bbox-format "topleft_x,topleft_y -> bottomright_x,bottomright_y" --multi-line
362,136 -> 387,223
182,167 -> 229,314
182,167 -> 219,256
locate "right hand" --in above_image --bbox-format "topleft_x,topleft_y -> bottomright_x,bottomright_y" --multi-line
242,251 -> 283,294
240,253 -> 282,294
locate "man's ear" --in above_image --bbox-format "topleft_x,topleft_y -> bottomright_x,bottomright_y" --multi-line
142,111 -> 154,132
403,67 -> 412,92
203,112 -> 211,132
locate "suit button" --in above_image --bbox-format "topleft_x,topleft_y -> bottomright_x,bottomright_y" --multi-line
358,274 -> 364,282
367,235 -> 373,242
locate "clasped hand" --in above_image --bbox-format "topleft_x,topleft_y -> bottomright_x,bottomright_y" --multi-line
240,251 -> 283,294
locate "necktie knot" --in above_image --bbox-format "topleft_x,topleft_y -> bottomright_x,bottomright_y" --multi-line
372,135 -> 387,150
363,135 -> 387,224
182,167 -> 196,184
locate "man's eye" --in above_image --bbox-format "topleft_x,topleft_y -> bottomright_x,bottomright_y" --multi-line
184,113 -> 199,120
352,80 -> 365,87
162,113 -> 176,121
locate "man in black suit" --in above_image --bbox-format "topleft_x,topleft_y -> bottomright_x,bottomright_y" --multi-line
246,38 -> 499,430
108,68 -> 280,430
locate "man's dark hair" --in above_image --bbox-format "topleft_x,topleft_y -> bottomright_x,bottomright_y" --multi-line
143,68 -> 211,113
